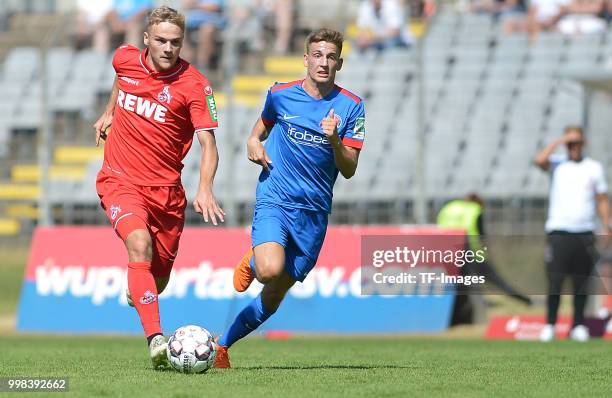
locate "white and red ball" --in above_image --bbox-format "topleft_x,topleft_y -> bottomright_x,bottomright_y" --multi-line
167,325 -> 217,373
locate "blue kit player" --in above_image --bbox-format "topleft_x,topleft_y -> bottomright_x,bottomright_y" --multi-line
214,28 -> 366,368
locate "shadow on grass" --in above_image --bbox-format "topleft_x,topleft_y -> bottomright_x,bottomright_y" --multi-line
234,364 -> 415,370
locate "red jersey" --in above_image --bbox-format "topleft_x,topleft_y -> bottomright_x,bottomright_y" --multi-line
103,45 -> 219,186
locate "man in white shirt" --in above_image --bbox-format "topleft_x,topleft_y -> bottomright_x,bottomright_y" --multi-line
534,125 -> 610,342
505,0 -> 606,35
356,0 -> 413,51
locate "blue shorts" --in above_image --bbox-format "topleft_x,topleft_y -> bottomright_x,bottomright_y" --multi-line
251,203 -> 328,282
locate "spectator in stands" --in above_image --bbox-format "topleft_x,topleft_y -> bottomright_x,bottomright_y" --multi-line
74,0 -> 113,52
407,0 -> 437,19
470,0 -> 527,20
355,0 -> 413,51
107,0 -> 154,48
556,0 -> 607,34
180,0 -> 226,69
504,0 -> 565,34
602,0 -> 612,23
437,193 -> 533,324
534,125 -> 610,342
505,0 -> 606,35
230,0 -> 295,54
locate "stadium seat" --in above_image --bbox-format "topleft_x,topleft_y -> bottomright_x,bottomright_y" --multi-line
5,204 -> 39,219
0,184 -> 39,200
73,159 -> 102,203
1,5 -> 609,232
379,48 -> 413,64
3,47 -> 39,82
11,97 -> 42,129
54,146 -> 103,164
11,164 -> 86,183
264,56 -> 304,75
232,75 -> 296,94
71,50 -> 107,82
0,218 -> 20,236
46,47 -> 74,82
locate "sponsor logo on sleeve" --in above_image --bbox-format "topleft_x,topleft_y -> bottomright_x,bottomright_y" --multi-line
205,89 -> 218,122
353,117 -> 365,140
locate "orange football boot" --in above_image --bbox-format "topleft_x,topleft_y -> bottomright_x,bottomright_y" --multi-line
214,339 -> 231,368
233,248 -> 255,292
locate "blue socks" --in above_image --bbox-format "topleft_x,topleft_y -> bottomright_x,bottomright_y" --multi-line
249,255 -> 257,278
218,293 -> 275,348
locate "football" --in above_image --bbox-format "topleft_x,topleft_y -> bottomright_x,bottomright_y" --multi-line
167,325 -> 217,373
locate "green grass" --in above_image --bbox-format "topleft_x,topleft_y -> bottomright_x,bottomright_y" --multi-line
0,245 -> 28,317
1,242 -> 609,397
0,335 -> 611,397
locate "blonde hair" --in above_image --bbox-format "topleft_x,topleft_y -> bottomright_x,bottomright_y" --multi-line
305,29 -> 344,55
146,6 -> 185,32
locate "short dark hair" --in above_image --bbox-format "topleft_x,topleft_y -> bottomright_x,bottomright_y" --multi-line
305,29 -> 344,55
465,192 -> 484,207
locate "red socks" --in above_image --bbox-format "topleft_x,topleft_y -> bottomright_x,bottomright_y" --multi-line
127,261 -> 161,337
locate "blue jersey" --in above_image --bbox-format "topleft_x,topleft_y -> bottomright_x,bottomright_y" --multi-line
256,79 -> 366,213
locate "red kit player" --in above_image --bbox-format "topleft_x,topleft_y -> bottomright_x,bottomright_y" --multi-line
93,5 -> 224,369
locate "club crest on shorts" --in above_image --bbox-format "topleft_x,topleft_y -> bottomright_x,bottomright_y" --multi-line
158,85 -> 172,104
110,204 -> 121,220
140,290 -> 158,305
203,85 -> 213,96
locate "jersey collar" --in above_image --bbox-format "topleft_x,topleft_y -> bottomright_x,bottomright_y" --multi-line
139,48 -> 185,79
300,79 -> 338,100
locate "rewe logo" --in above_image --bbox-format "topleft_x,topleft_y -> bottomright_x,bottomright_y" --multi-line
117,89 -> 167,122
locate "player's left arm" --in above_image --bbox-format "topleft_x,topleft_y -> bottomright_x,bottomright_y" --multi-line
321,109 -> 360,179
193,129 -> 225,225
187,78 -> 224,224
596,193 -> 610,235
595,163 -> 610,237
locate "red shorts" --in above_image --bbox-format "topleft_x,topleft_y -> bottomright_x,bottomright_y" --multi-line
96,168 -> 187,277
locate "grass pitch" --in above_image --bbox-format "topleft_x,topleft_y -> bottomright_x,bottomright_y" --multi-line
0,246 -> 28,317
0,335 -> 611,397
1,243 -> 611,397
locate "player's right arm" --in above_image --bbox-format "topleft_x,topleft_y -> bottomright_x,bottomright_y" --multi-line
248,86 -> 276,171
533,131 -> 580,171
247,117 -> 273,171
94,75 -> 119,146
